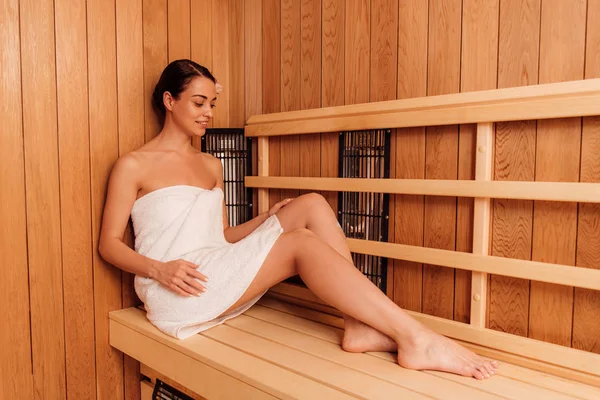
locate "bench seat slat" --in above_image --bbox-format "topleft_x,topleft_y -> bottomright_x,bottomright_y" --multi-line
202,324 -> 429,399
255,298 -> 600,400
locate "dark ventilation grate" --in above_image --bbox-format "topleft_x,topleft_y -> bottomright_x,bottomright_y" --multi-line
338,129 -> 391,293
201,128 -> 253,226
152,379 -> 194,400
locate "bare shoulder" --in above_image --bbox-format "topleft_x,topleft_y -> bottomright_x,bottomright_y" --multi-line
201,152 -> 223,173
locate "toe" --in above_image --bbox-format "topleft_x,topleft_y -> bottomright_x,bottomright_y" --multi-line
472,367 -> 486,380
476,365 -> 491,379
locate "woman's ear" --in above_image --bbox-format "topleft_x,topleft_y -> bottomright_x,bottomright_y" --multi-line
163,91 -> 174,111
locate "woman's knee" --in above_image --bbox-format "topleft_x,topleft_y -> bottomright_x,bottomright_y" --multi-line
296,192 -> 331,213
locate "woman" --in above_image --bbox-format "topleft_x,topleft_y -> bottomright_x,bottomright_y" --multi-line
99,59 -> 497,380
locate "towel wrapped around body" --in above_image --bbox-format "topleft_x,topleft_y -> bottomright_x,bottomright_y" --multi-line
130,185 -> 283,339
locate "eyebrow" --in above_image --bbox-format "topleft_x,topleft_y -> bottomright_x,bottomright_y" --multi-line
191,94 -> 217,101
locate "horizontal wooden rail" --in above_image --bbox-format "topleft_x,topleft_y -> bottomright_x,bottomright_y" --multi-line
246,89 -> 600,137
247,78 -> 600,125
346,239 -> 600,291
245,177 -> 600,203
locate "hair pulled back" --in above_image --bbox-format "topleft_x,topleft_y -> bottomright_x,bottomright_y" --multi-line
152,59 -> 216,118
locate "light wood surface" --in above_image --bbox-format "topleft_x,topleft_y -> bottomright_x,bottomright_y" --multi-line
246,176 -> 600,203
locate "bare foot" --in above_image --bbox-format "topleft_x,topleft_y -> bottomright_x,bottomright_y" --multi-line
397,329 -> 499,380
341,317 -> 397,353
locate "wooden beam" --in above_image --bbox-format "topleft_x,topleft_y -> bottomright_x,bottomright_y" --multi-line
247,78 -> 600,125
245,93 -> 600,136
257,137 -> 269,214
470,123 -> 494,327
347,239 -> 600,291
245,176 -> 600,203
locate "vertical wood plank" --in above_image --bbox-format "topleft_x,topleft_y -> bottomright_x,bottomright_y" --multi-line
190,0 -> 213,149
245,0 -> 262,216
0,0 -> 34,398
229,0 -> 245,128
459,0 -> 499,324
263,0 -> 281,207
422,0 -> 461,319
345,0 -> 370,105
280,0 -> 301,200
20,0 -> 67,397
116,1 -> 144,398
299,0 -> 321,192
573,0 -> 600,355
371,0 -> 397,297
245,0 -> 262,121
321,0 -> 344,211
143,0 -> 168,141
55,0 -> 96,398
167,0 -> 191,61
212,0 -> 230,128
529,0 -> 585,347
393,0 -> 428,312
470,123 -> 494,327
87,0 -> 124,398
489,0 -> 539,337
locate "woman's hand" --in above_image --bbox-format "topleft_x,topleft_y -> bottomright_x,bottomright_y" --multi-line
155,259 -> 208,297
268,198 -> 294,216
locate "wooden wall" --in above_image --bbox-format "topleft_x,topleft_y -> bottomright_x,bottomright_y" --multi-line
241,0 -> 600,355
1,1 -> 599,399
0,0 -> 237,398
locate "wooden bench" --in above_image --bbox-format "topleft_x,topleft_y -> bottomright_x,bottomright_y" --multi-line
110,79 -> 600,399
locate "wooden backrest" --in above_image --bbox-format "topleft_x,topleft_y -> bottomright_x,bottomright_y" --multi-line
243,79 -> 600,387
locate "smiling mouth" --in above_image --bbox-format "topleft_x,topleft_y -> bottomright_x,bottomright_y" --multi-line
196,121 -> 209,128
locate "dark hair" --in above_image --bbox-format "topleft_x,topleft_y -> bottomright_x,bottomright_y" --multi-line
152,59 -> 216,117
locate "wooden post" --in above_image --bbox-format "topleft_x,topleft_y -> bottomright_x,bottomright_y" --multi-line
470,123 -> 494,327
257,137 -> 270,214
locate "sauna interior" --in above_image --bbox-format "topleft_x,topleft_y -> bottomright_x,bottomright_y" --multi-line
2,0 -> 600,399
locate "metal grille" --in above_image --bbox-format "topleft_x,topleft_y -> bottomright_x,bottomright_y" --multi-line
201,128 -> 253,226
338,129 -> 391,292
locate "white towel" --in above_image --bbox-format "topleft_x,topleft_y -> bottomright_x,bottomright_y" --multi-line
130,185 -> 283,339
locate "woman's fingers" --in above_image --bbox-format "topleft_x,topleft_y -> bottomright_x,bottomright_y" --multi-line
176,278 -> 204,296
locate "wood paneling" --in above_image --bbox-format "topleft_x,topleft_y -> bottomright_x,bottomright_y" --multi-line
529,0 -> 586,347
167,0 -> 190,61
299,0 -> 322,188
263,0 -> 282,207
230,0 -> 245,128
0,0 -> 33,398
321,0 -> 344,211
489,0 -> 540,337
456,0 -> 499,323
20,0 -> 66,397
55,0 -> 96,398
573,0 -> 600,355
393,0 -> 428,312
345,0 -> 370,105
143,0 -> 168,141
422,0 -> 461,319
88,0 -> 124,398
212,0 -> 230,128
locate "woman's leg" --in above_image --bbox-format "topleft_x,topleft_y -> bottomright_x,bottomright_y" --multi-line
224,228 -> 497,379
274,193 -> 396,352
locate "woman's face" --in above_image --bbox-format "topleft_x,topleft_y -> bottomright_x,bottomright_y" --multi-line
167,76 -> 217,137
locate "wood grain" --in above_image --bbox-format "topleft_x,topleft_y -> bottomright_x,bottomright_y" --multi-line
299,0 -> 321,190
167,0 -> 190,61
20,0 -> 66,397
422,0 -> 461,319
345,0 -> 369,105
489,0 -> 540,337
321,0 -> 344,211
117,1 -> 145,398
263,0 -> 281,208
245,0 -> 262,121
393,0 -> 428,312
87,0 -> 124,398
573,0 -> 600,354
280,0 -> 301,200
456,0 -> 499,323
55,0 -> 96,398
212,0 -> 230,128
142,0 -> 168,141
229,0 -> 245,128
529,0 -> 585,347
0,0 -> 34,398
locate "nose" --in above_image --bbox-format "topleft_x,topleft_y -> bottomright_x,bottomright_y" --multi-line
205,107 -> 213,118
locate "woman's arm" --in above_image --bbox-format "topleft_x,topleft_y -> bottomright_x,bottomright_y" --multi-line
98,155 -> 207,297
211,157 -> 289,243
